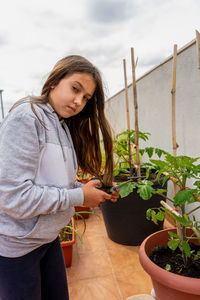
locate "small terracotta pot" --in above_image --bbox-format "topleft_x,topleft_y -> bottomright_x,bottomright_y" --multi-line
75,177 -> 91,219
61,218 -> 76,268
139,228 -> 200,300
74,205 -> 91,219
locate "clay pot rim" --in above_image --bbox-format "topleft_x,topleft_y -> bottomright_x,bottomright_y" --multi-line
139,227 -> 200,294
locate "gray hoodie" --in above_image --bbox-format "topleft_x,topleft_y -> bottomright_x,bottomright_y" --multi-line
0,99 -> 84,257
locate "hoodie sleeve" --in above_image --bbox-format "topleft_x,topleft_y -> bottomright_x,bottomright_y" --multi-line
0,111 -> 84,220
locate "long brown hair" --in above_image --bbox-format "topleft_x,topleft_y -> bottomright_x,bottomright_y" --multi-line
30,55 -> 113,184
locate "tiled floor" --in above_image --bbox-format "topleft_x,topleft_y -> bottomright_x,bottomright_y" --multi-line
67,207 -> 153,300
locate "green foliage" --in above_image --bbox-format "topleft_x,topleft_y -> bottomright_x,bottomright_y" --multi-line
113,129 -> 150,173
136,180 -> 155,200
146,208 -> 165,225
59,211 -> 99,246
118,149 -> 200,264
147,152 -> 200,264
112,129 -> 200,264
119,182 -> 137,198
174,189 -> 196,206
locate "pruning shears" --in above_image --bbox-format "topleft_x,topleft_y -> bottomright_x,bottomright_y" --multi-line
91,176 -> 146,194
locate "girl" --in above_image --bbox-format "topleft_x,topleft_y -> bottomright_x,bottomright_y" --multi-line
0,55 -> 118,300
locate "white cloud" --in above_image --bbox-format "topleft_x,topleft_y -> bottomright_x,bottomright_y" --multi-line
0,0 -> 200,120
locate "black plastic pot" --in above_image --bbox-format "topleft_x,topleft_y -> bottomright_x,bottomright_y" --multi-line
101,180 -> 167,246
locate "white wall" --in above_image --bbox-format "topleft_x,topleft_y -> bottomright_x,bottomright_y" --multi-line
105,39 -> 200,157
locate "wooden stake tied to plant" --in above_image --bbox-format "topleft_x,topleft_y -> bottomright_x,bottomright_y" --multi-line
196,29 -> 200,69
123,58 -> 132,175
131,47 -> 141,177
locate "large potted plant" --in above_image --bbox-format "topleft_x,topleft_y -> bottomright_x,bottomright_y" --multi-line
101,129 -> 167,245
138,152 -> 200,299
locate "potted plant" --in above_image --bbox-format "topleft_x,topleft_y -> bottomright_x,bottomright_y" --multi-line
60,210 -> 98,267
59,217 -> 77,268
74,170 -> 92,219
101,129 -> 167,245
138,152 -> 200,299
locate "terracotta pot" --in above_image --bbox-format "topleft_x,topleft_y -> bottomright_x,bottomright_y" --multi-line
61,218 -> 76,268
75,177 -> 91,219
74,205 -> 91,219
76,177 -> 91,184
139,228 -> 200,300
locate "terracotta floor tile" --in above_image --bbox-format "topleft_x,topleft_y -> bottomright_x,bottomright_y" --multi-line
76,216 -> 104,237
68,275 -> 122,300
76,233 -> 106,254
67,251 -> 113,282
68,208 -> 153,300
108,246 -> 142,273
115,268 -> 152,299
104,234 -> 137,251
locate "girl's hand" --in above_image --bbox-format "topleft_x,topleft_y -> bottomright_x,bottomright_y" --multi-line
110,182 -> 119,203
81,180 -> 118,207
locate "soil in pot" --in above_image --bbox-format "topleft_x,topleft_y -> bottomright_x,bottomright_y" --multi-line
149,243 -> 200,278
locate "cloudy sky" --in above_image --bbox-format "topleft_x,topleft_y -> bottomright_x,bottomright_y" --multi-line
0,0 -> 200,119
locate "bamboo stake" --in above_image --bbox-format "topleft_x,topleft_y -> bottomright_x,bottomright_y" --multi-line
171,44 -> 178,194
131,47 -> 140,176
161,200 -> 180,217
0,90 -> 4,120
171,44 -> 184,242
195,30 -> 200,69
171,44 -> 178,157
123,59 -> 132,174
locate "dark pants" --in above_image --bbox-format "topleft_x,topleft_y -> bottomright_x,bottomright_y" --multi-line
0,237 -> 69,300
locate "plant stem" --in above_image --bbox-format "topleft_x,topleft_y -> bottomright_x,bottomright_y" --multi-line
159,193 -> 174,204
187,206 -> 200,215
179,205 -> 187,266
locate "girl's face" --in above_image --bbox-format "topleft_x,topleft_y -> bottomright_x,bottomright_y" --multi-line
49,72 -> 96,119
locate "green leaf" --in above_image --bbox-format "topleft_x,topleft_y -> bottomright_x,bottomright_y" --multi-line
174,189 -> 195,206
139,149 -> 145,156
170,214 -> 189,226
194,181 -> 200,188
145,147 -> 154,158
155,148 -> 164,158
137,180 -> 155,200
156,189 -> 167,195
182,241 -> 191,257
151,210 -> 158,224
165,264 -> 171,271
113,169 -> 120,176
155,211 -> 164,221
156,211 -> 165,221
150,159 -> 168,169
146,209 -> 159,224
146,167 -> 151,179
162,175 -> 170,187
119,182 -> 136,198
168,239 -> 179,251
120,168 -> 130,174
146,208 -> 152,220
168,231 -> 179,238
